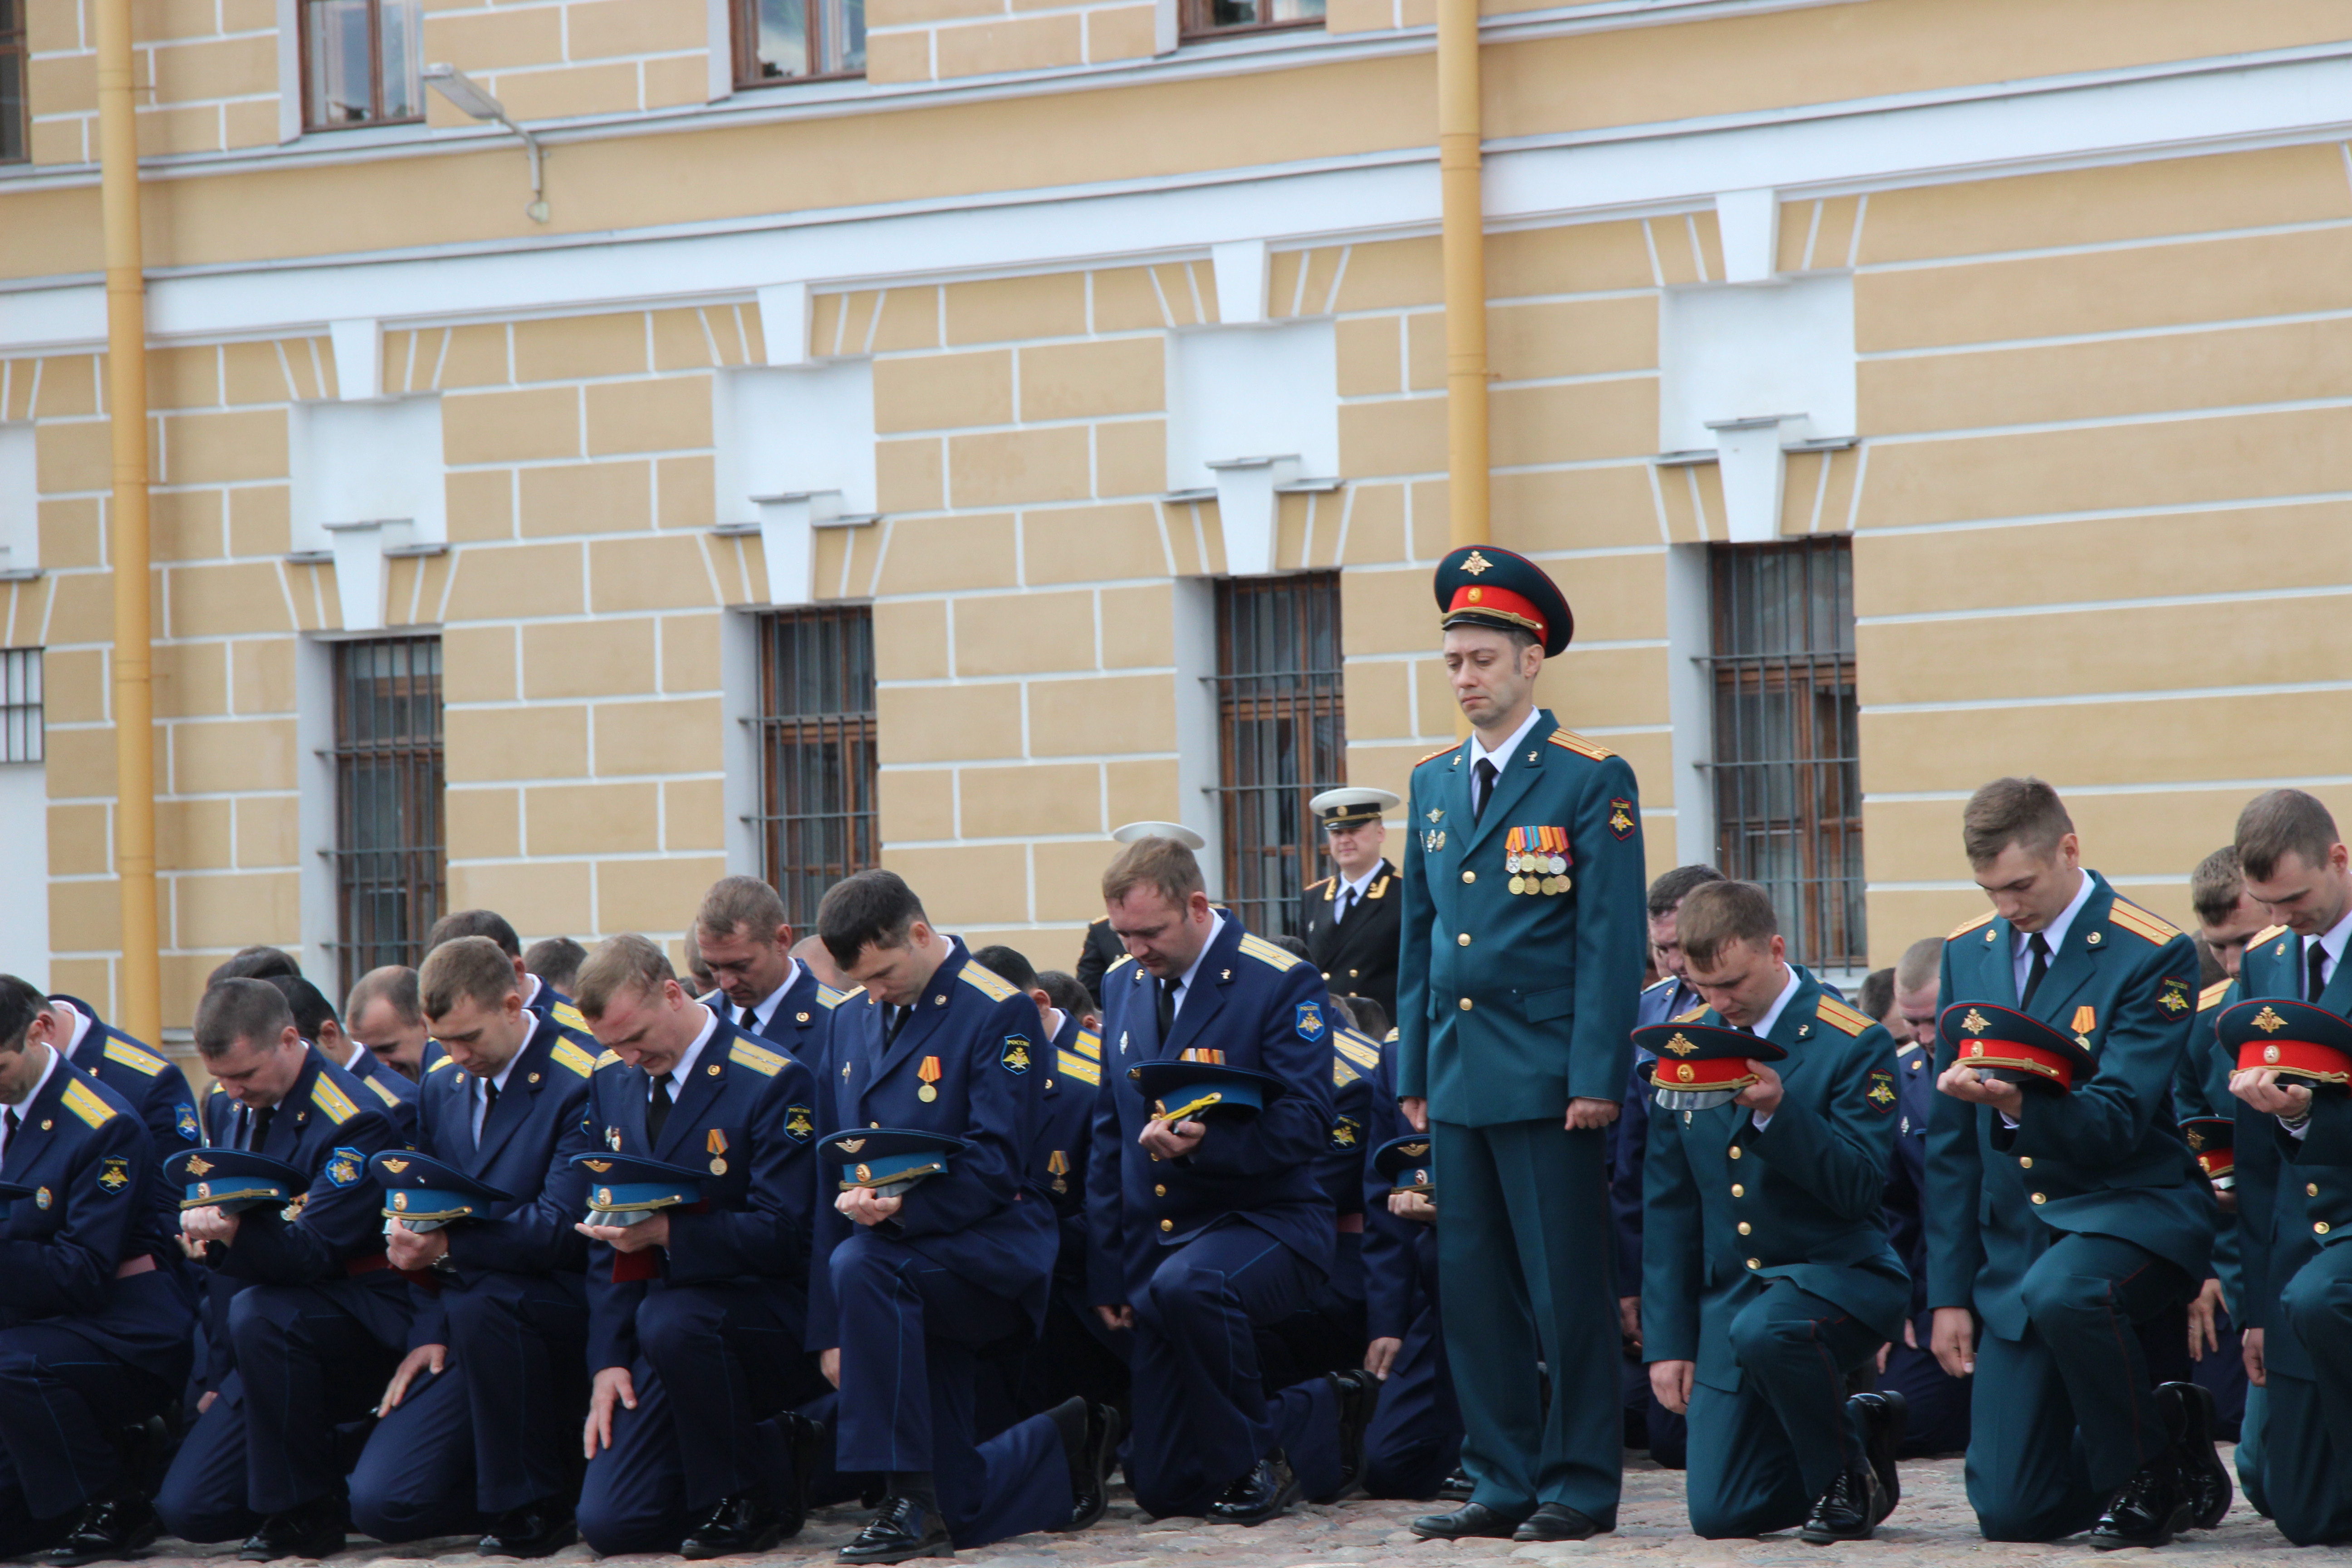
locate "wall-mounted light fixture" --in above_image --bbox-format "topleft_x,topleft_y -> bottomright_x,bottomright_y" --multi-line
423,63 -> 549,224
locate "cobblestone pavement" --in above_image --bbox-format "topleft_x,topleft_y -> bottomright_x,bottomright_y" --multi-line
133,1448 -> 2337,1568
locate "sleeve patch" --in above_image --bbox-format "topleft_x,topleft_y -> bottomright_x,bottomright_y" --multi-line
729,1039 -> 786,1078
97,1156 -> 131,1193
1815,999 -> 1872,1037
321,1147 -> 365,1189
103,1038 -> 168,1077
1864,1070 -> 1898,1114
550,1040 -> 598,1078
784,1104 -> 814,1142
1948,911 -> 1997,941
365,1077 -> 402,1107
175,1102 -> 199,1142
1548,729 -> 1617,760
1001,1035 -> 1034,1073
1238,934 -> 1303,972
1330,1113 -> 1364,1152
2157,977 -> 2193,1015
61,1078 -> 116,1129
2199,980 -> 2233,1013
1607,799 -> 1637,840
1057,1048 -> 1101,1087
1296,1001 -> 1327,1041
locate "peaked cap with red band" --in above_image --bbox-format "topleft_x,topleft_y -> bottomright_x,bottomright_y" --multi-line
2179,1116 -> 2235,1187
1632,1020 -> 1787,1096
1937,1001 -> 2097,1093
1434,545 -> 1574,657
2216,996 -> 2352,1087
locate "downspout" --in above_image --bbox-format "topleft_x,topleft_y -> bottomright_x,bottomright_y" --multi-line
93,0 -> 161,1042
1437,0 -> 1488,554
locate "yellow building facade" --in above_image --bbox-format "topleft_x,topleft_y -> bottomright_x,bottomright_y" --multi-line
4,0 -> 2348,1028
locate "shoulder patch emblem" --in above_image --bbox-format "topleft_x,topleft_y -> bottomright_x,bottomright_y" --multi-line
61,1078 -> 116,1130
2199,980 -> 2233,1013
175,1102 -> 199,1141
1057,1048 -> 1101,1087
1548,729 -> 1616,761
1864,1070 -> 1897,1113
2157,977 -> 2192,1015
103,1038 -> 168,1077
1334,1030 -> 1382,1070
550,1040 -> 598,1078
961,963 -> 1018,1003
783,1104 -> 814,1142
1329,1113 -> 1363,1152
1607,799 -> 1636,839
729,1039 -> 787,1078
321,1146 -> 365,1189
1238,934 -> 1303,972
97,1156 -> 130,1193
1949,911 -> 1997,941
310,1077 -> 362,1126
1296,1001 -> 1326,1042
1001,1035 -> 1033,1074
1815,999 -> 1872,1037
365,1077 -> 402,1107
2107,900 -> 2182,945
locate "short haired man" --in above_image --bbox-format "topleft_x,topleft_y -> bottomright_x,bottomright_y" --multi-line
1302,788 -> 1404,1029
1643,865 -> 1726,1028
0,976 -> 192,1564
2191,847 -> 2270,981
813,873 -> 1115,1561
1642,881 -> 1909,1541
426,909 -> 589,1034
265,975 -> 416,1142
344,937 -> 600,1558
154,979 -> 409,1560
1036,970 -> 1098,1034
1877,935 -> 1970,1461
1090,836 -> 1372,1528
2225,789 -> 2352,1545
523,936 -> 587,999
43,989 -> 201,1228
570,934 -> 830,1559
789,935 -> 847,992
1925,777 -> 2222,1547
1395,547 -> 1647,1544
206,948 -> 302,987
695,876 -> 830,1071
345,967 -> 432,1083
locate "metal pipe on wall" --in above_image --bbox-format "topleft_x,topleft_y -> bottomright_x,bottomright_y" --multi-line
93,0 -> 162,1043
1437,0 -> 1489,554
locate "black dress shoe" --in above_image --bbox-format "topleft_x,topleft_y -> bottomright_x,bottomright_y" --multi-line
1799,1465 -> 1881,1544
1205,1451 -> 1299,1527
43,1491 -> 162,1566
1411,1501 -> 1530,1539
2158,1380 -> 2231,1529
1314,1369 -> 1380,1504
680,1491 -> 790,1559
838,1496 -> 952,1563
1056,1400 -> 1123,1531
1849,1389 -> 1906,1524
1438,1468 -> 1475,1500
2089,1455 -> 2192,1550
1512,1504 -> 1603,1542
238,1497 -> 344,1562
479,1499 -> 578,1559
778,1410 -> 826,1537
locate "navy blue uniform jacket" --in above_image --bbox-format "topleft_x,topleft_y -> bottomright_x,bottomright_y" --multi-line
54,997 -> 201,1264
809,942 -> 1055,1345
1361,1029 -> 1429,1344
1925,873 -> 2210,1343
1032,1013 -> 1103,1285
1086,917 -> 1338,1307
1882,1034 -> 1936,1315
1396,713 -> 1646,1123
341,1047 -> 421,1145
578,1006 -> 822,1375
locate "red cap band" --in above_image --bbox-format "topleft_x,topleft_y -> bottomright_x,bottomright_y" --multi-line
2195,1148 -> 2236,1179
2235,1038 -> 2352,1083
1958,1036 -> 2079,1090
1654,1057 -> 1760,1092
1446,583 -> 1548,642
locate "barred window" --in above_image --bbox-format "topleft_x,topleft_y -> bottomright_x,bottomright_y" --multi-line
1707,538 -> 1863,969
1213,573 -> 1345,941
755,607 -> 877,927
0,647 -> 38,761
331,637 -> 444,978
0,0 -> 24,165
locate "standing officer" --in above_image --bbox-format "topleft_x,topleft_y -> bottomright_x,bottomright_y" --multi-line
1302,789 -> 1403,1027
1395,545 -> 1647,1544
344,936 -> 597,1557
153,979 -> 409,1561
1925,777 -> 2224,1548
568,934 -> 827,1560
1089,836 -> 1372,1527
695,877 -> 833,1071
0,977 -> 193,1564
812,873 -> 1116,1562
1637,882 -> 1908,1542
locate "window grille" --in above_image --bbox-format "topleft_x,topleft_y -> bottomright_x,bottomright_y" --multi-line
331,637 -> 445,979
1212,573 -> 1346,941
0,647 -> 38,762
0,0 -> 25,164
755,607 -> 878,927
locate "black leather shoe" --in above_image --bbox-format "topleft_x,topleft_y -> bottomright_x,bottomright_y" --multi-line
2158,1380 -> 2231,1529
1850,1389 -> 1906,1524
778,1410 -> 826,1538
1056,1400 -> 1123,1531
238,1497 -> 344,1562
838,1496 -> 952,1563
2090,1455 -> 2192,1550
1205,1451 -> 1299,1526
1438,1467 -> 1475,1501
1411,1501 -> 1530,1539
1512,1504 -> 1603,1542
479,1499 -> 577,1559
44,1491 -> 162,1566
1313,1369 -> 1380,1504
1800,1465 -> 1881,1544
680,1492 -> 789,1559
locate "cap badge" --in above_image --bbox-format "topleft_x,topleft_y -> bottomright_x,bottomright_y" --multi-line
2253,1006 -> 2288,1034
837,1138 -> 865,1154
186,1155 -> 214,1177
583,1160 -> 612,1172
1460,551 -> 1492,576
1963,1009 -> 1991,1034
1664,1034 -> 1698,1057
381,1158 -> 409,1174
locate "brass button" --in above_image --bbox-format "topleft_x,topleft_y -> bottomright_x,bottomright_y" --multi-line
1730,1184 -> 1744,1197
1458,934 -> 1471,947
1737,1221 -> 1751,1236
1348,969 -> 1359,977
2319,1221 -> 2333,1235
1160,1219 -> 1173,1232
2031,1192 -> 2047,1205
1729,1146 -> 1742,1160
1153,1184 -> 1166,1197
2018,1157 -> 2032,1169
1460,998 -> 1473,1012
2309,1183 -> 2321,1198
1462,870 -> 1476,884
1745,1258 -> 1760,1270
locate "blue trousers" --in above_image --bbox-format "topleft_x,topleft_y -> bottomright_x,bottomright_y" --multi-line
1878,1317 -> 1971,1457
348,1272 -> 590,1540
1964,1233 -> 2191,1542
1125,1221 -> 1343,1519
1362,1230 -> 1462,1500
1433,1118 -> 1622,1527
0,1320 -> 180,1553
2264,1241 -> 2352,1544
1681,1284 -> 1882,1539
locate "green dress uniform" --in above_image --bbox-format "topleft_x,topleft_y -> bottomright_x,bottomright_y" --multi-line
1395,546 -> 1646,1534
1925,871 -> 2212,1542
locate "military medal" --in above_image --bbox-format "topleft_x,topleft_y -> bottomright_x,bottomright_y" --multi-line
917,1055 -> 942,1102
707,1128 -> 729,1176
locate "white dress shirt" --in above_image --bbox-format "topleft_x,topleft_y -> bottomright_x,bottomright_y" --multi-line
2013,869 -> 2097,996
473,1050 -> 524,1142
736,963 -> 802,1035
1166,911 -> 1229,1023
653,1004 -> 720,1102
1743,965 -> 1802,1132
1466,706 -> 1545,816
1329,866 -> 1382,925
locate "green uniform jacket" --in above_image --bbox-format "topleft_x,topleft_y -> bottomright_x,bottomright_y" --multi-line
1642,972 -> 1910,1392
2173,979 -> 2248,1312
1925,871 -> 2212,1343
1395,710 -> 1646,1124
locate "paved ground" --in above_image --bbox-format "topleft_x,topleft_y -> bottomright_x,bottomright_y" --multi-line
131,1448 -> 2335,1568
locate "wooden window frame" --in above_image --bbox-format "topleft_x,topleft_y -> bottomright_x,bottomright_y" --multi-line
299,0 -> 422,132
1705,537 -> 1864,970
329,635 -> 446,983
754,605 -> 879,928
1178,0 -> 1324,39
1211,572 -> 1347,941
0,0 -> 26,165
731,0 -> 866,90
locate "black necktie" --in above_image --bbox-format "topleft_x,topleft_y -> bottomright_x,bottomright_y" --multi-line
2310,940 -> 2331,1004
883,1006 -> 910,1047
740,1004 -> 759,1034
247,1105 -> 275,1152
1156,977 -> 1179,1038
483,1078 -> 500,1118
1472,759 -> 1498,823
1337,885 -> 1358,926
647,1073 -> 674,1147
2021,933 -> 2052,1008
2,1107 -> 18,1170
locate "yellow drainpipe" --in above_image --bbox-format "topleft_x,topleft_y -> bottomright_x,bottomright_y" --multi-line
1437,0 -> 1488,553
93,0 -> 162,1043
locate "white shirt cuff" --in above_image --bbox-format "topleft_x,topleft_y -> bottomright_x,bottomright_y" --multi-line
1749,1111 -> 1773,1132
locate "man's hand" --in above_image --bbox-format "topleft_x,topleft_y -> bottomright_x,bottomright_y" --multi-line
833,1188 -> 903,1227
1936,1062 -> 2024,1120
181,1205 -> 241,1247
1931,1306 -> 1976,1379
1566,1098 -> 1620,1132
1138,1119 -> 1207,1160
2244,1327 -> 2267,1388
1618,1295 -> 1642,1351
1365,1337 -> 1402,1380
384,1219 -> 450,1272
1649,1359 -> 1695,1416
196,1388 -> 218,1415
583,1366 -> 637,1456
576,1213 -> 671,1252
1097,1304 -> 1136,1332
1733,1063 -> 1784,1119
379,1344 -> 446,1413
2232,1067 -> 2315,1121
1388,1191 -> 1437,1225
1876,1341 -> 1891,1374
820,1348 -> 840,1388
2187,1276 -> 2226,1362
1902,1317 -> 1918,1350
1400,1097 -> 1429,1134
